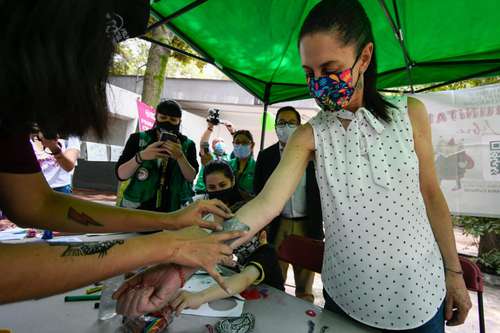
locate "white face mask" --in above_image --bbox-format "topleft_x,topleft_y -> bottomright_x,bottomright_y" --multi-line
276,124 -> 297,144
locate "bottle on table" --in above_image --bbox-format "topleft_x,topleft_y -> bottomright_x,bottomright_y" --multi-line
98,275 -> 124,320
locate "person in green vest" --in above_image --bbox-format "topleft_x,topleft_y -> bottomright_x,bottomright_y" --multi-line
229,130 -> 256,200
116,100 -> 199,212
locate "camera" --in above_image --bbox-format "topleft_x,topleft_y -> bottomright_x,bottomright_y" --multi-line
207,108 -> 221,126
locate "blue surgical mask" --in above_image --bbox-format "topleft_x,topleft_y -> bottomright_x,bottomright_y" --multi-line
275,124 -> 297,144
214,142 -> 226,156
233,144 -> 252,159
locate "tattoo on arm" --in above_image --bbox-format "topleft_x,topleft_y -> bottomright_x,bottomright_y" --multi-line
67,207 -> 103,227
50,240 -> 124,258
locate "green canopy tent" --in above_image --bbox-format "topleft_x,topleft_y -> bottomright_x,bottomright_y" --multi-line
146,0 -> 500,148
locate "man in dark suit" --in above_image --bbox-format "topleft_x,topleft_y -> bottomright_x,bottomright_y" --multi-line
254,106 -> 323,303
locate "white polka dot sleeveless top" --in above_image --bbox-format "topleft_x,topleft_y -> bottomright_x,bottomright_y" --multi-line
309,96 -> 445,330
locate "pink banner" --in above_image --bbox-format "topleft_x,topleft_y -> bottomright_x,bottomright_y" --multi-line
136,99 -> 156,131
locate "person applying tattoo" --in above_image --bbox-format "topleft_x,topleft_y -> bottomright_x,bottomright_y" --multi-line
113,160 -> 283,318
0,0 -> 244,304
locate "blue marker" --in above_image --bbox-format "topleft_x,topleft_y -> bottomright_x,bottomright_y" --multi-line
42,230 -> 53,240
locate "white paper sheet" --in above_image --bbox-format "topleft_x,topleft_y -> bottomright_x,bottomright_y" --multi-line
0,228 -> 27,241
46,236 -> 83,243
180,275 -> 244,317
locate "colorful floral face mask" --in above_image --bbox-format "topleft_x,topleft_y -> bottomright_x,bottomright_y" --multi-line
307,54 -> 361,112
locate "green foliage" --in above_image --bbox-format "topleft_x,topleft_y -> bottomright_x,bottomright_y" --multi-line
477,250 -> 500,275
110,39 -> 150,76
453,215 -> 500,274
424,76 -> 500,92
452,215 -> 500,238
110,25 -> 209,77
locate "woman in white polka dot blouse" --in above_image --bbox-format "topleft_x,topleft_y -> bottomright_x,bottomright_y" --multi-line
232,1 -> 472,332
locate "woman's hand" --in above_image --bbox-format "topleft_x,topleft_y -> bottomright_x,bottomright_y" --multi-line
170,199 -> 233,231
168,226 -> 243,291
140,141 -> 169,161
170,290 -> 205,316
444,271 -> 472,326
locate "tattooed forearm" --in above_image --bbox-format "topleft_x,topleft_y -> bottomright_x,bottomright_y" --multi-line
67,207 -> 104,227
50,240 -> 124,258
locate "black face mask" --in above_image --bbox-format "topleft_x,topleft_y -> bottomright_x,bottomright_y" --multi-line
207,186 -> 242,207
156,121 -> 180,133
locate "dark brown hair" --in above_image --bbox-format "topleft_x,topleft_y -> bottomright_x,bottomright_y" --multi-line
299,0 -> 393,122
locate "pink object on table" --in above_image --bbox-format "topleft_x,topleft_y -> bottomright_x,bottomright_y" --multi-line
26,229 -> 37,238
305,309 -> 316,317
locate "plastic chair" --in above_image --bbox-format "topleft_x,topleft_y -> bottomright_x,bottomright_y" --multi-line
459,256 -> 486,333
277,235 -> 324,273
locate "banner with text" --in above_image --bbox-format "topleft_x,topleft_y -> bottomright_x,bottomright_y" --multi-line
415,83 -> 500,217
136,99 -> 156,131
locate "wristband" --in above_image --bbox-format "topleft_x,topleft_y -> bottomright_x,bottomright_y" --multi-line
135,152 -> 143,164
445,267 -> 463,275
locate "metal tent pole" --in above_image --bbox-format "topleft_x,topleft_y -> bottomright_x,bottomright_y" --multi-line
259,84 -> 272,151
378,0 -> 415,93
146,0 -> 209,32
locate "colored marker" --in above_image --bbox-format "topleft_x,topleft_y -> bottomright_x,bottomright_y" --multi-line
64,295 -> 101,302
86,286 -> 103,294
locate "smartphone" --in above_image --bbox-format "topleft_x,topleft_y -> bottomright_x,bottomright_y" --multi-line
160,131 -> 177,142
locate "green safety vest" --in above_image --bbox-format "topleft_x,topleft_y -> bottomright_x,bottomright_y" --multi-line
229,156 -> 255,195
120,131 -> 194,212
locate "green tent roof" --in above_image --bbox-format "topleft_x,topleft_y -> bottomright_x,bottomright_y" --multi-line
151,0 -> 500,104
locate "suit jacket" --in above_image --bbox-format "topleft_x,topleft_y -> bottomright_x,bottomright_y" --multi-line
254,142 -> 324,244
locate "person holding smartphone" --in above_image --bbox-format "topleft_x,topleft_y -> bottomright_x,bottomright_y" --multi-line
116,100 -> 199,212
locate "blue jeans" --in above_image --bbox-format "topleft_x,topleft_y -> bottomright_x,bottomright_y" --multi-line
323,289 -> 445,333
53,185 -> 72,194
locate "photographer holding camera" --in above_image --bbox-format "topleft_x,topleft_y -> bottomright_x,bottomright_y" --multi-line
195,109 -> 234,193
116,100 -> 198,212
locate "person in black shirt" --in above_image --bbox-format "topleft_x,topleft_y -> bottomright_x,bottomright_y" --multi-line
0,1 -> 241,304
116,100 -> 199,212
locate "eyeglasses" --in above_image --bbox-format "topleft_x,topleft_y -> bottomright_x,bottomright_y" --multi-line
276,121 -> 298,127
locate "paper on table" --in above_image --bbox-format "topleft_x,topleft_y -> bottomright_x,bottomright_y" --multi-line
0,229 -> 27,241
46,236 -> 83,243
181,300 -> 244,318
181,275 -> 245,317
